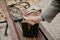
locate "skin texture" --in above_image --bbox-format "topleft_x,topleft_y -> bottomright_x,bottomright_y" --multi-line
23,9 -> 42,25
23,15 -> 42,25
16,5 -> 42,25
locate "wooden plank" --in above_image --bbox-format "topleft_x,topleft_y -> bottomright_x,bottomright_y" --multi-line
37,30 -> 46,40
39,23 -> 50,40
2,0 -> 22,40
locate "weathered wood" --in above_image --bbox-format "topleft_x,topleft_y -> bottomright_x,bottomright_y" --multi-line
2,0 -> 22,40
37,29 -> 46,40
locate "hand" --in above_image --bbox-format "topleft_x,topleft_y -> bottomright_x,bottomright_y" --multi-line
25,20 -> 36,25
23,16 -> 42,25
33,16 -> 42,23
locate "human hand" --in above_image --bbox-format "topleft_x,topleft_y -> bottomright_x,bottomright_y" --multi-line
23,16 -> 42,25
25,20 -> 36,25
33,16 -> 42,23
22,9 -> 42,25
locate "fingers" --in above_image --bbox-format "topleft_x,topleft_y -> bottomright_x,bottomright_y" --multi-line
23,16 -> 42,25
33,16 -> 42,23
23,16 -> 33,20
28,21 -> 35,25
35,19 -> 41,23
25,20 -> 36,25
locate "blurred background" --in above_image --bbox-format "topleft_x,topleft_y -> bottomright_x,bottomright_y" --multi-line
0,0 -> 60,40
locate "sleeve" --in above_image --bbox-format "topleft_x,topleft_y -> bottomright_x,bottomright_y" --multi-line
40,4 -> 60,23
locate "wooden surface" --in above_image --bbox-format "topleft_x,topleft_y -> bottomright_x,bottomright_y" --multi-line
39,13 -> 60,40
2,0 -> 23,40
0,23 -> 46,40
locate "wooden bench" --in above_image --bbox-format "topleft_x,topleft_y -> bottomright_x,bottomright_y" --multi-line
39,19 -> 60,40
